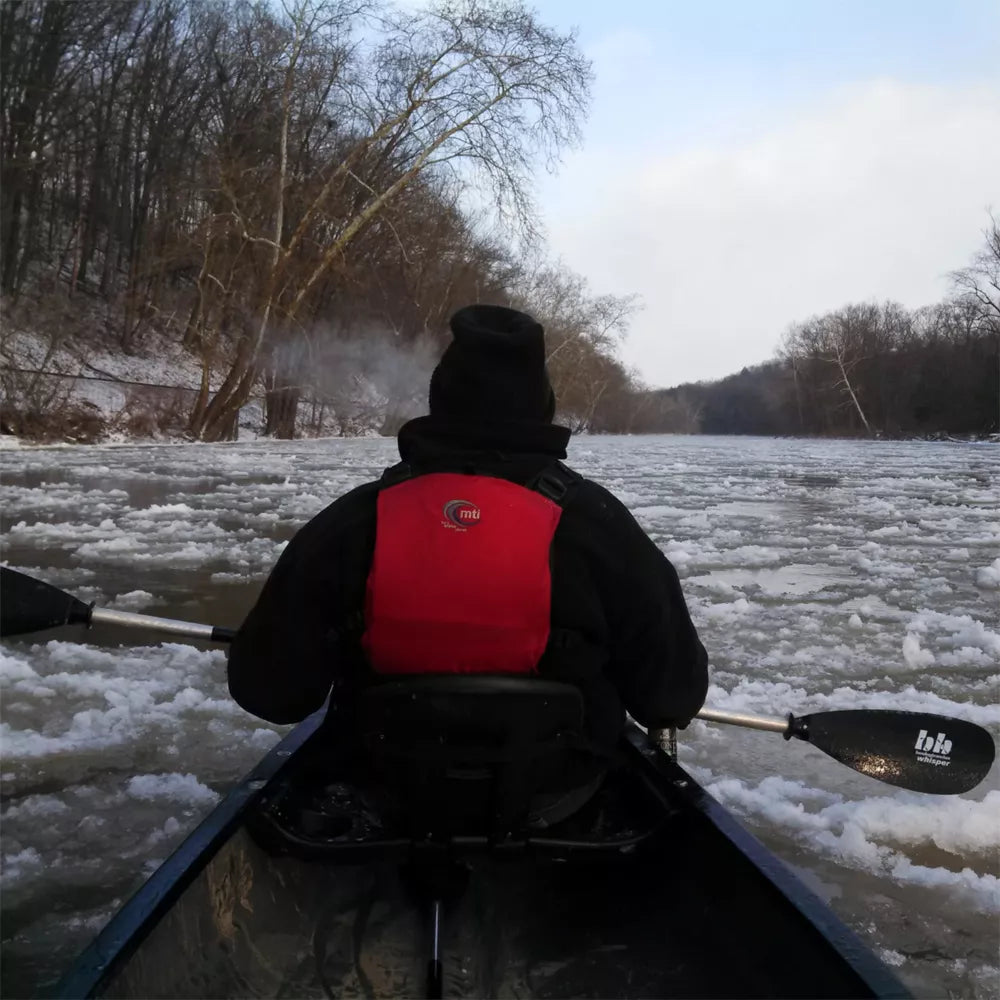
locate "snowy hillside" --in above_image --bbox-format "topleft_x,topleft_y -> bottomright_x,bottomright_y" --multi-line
0,292 -> 431,443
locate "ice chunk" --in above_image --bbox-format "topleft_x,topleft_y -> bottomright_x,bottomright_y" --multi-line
109,590 -> 156,611
902,632 -> 935,668
974,557 -> 1000,590
125,773 -> 220,807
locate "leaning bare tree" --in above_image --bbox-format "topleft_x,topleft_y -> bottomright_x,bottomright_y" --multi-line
781,304 -> 886,436
187,0 -> 591,440
508,261 -> 639,430
951,210 -> 1000,331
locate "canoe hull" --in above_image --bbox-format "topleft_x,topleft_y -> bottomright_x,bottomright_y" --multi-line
56,719 -> 911,999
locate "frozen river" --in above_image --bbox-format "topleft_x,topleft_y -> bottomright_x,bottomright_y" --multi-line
1,434 -> 998,998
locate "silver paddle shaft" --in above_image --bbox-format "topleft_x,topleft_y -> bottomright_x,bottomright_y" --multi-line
90,607 -> 219,641
696,707 -> 791,735
431,899 -> 441,963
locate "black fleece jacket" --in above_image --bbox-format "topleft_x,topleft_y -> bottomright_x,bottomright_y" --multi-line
228,416 -> 709,753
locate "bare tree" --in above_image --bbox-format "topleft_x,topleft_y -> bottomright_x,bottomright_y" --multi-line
187,0 -> 592,440
0,0 -> 113,295
782,305 -> 884,436
951,210 -> 1000,330
501,261 -> 639,430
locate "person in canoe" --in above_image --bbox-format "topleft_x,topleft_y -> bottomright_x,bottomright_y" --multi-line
227,304 -> 709,822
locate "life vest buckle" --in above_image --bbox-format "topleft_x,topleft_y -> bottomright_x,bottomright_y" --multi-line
532,468 -> 571,503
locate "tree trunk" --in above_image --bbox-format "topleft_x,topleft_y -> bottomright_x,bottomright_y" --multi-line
189,332 -> 251,440
199,398 -> 244,441
833,352 -> 872,436
791,359 -> 805,432
264,383 -> 300,438
1,188 -> 23,293
182,293 -> 204,349
13,165 -> 45,296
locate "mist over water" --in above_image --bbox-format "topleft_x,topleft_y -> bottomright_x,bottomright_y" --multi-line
1,435 -> 998,998
269,325 -> 440,435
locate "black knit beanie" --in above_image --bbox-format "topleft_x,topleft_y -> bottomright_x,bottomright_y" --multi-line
429,305 -> 556,423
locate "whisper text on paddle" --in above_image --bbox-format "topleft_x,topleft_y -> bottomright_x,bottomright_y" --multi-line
914,730 -> 952,767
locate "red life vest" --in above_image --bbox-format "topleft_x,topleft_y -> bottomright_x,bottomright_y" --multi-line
362,472 -> 563,675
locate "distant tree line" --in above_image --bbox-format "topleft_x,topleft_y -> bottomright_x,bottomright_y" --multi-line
638,217 -> 999,439
1,0 -> 640,439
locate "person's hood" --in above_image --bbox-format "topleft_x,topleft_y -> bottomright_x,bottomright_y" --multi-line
397,415 -> 571,465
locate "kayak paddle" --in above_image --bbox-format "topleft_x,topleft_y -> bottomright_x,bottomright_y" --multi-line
0,566 -> 235,643
696,707 -> 995,796
2,567 -> 994,794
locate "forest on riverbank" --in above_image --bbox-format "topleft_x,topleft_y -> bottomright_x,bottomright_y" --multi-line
1,1 -> 997,443
634,234 -> 999,438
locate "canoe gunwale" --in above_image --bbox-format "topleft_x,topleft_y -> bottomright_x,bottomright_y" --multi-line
622,728 -> 912,999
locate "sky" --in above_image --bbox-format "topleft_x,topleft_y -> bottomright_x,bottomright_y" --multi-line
525,0 -> 1000,387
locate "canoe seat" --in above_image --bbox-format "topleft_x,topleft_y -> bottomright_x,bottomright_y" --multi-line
357,676 -> 593,841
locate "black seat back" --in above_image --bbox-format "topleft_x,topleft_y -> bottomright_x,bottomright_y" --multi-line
357,676 -> 586,839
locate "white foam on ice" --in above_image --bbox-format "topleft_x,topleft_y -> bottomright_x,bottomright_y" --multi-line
126,773 -> 220,806
700,597 -> 754,622
975,558 -> 1000,589
0,640 -> 250,766
825,791 -> 1000,857
902,632 -> 936,668
0,651 -> 41,685
2,795 -> 70,821
0,847 -> 44,885
145,816 -> 182,846
694,769 -> 1000,912
108,590 -> 156,611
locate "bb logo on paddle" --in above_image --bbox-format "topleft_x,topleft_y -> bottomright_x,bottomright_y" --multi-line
442,499 -> 481,529
914,729 -> 952,767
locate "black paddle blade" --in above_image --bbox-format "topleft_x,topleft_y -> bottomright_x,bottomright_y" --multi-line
801,709 -> 996,795
0,566 -> 91,637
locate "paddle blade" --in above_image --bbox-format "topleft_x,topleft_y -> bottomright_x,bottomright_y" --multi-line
802,709 -> 995,795
0,567 -> 91,637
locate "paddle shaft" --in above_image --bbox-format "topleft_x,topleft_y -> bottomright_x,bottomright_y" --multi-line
89,607 -> 235,644
697,707 -> 790,735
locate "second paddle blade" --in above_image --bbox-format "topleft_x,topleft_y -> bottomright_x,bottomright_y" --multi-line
802,709 -> 996,795
0,566 -> 91,637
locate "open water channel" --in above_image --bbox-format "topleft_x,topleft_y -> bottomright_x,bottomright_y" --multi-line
1,434 -> 998,998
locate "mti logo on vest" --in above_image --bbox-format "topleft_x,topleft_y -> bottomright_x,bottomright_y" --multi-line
442,499 -> 482,530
